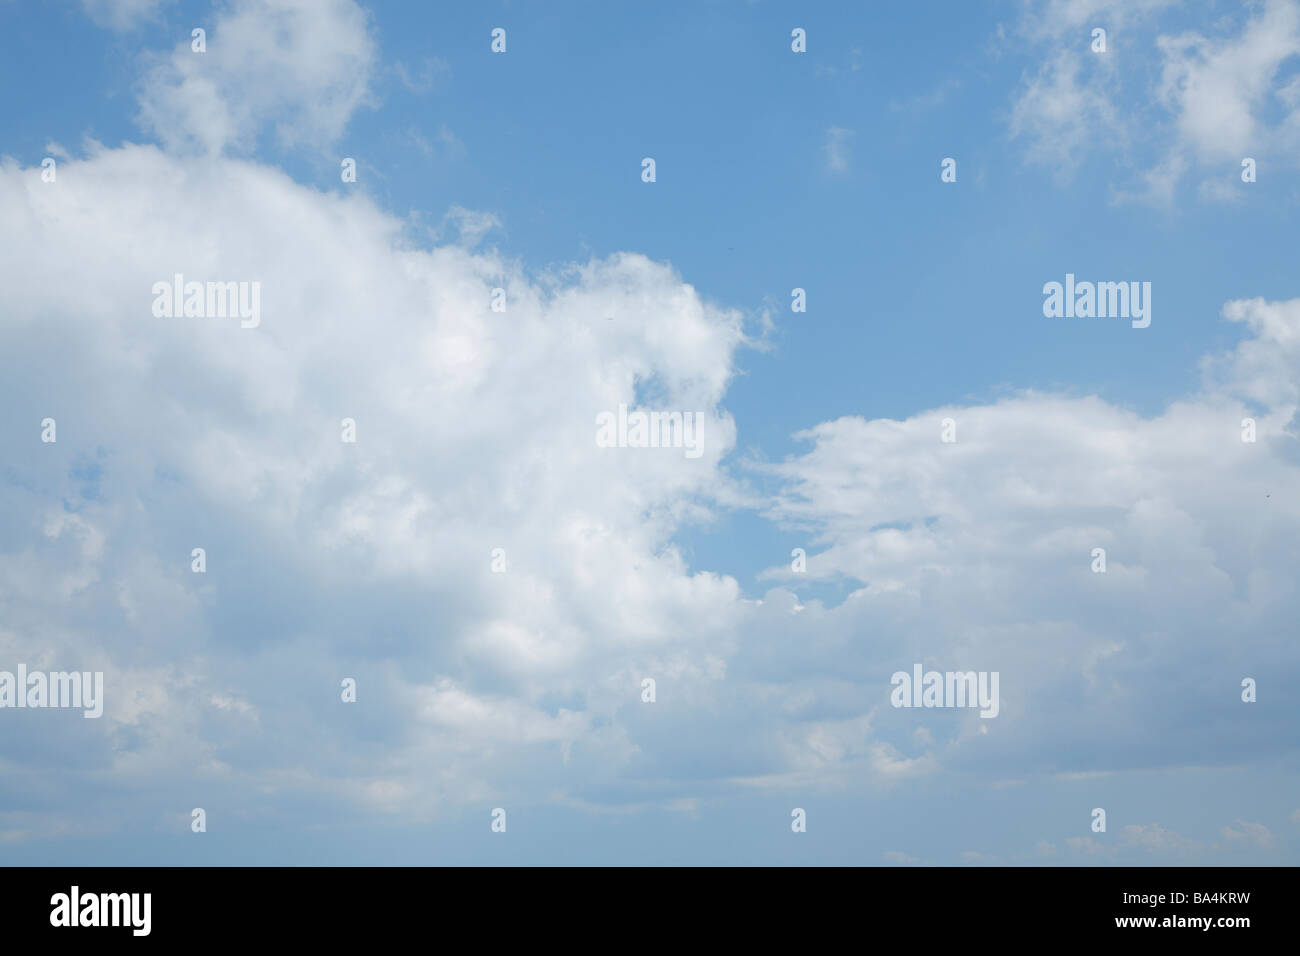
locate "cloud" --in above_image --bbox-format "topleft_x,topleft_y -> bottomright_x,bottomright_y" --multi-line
1120,823 -> 1199,853
3,3 -> 1299,853
1016,0 -> 1177,41
1065,835 -> 1112,856
406,123 -> 465,162
1009,50 -> 1123,175
392,56 -> 450,95
754,294 -> 1300,781
80,0 -> 171,31
135,0 -> 378,154
5,118 -> 1298,837
890,76 -> 961,114
1221,820 -> 1277,849
0,138 -> 752,829
1009,0 -> 1300,200
823,127 -> 854,174
883,849 -> 920,864
439,205 -> 502,248
1005,0 -> 1177,177
1108,151 -> 1186,206
1156,1 -> 1300,163
1196,175 -> 1245,204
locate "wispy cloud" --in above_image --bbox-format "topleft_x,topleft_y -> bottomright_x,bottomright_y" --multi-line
823,126 -> 854,174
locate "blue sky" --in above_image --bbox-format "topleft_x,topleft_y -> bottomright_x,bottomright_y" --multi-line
1,0 -> 1298,864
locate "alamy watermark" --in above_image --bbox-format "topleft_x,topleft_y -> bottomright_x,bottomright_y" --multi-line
890,664 -> 999,718
152,274 -> 261,328
50,886 -> 150,936
595,403 -> 703,459
1042,273 -> 1150,328
0,665 -> 103,718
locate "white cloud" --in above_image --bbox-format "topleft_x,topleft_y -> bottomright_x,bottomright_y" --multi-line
1221,820 -> 1277,849
0,132 -> 760,824
136,0 -> 378,153
754,294 -> 1300,782
439,205 -> 502,248
4,3 -> 1300,844
4,132 -> 1299,837
1065,835 -> 1111,856
1120,823 -> 1199,853
1156,1 -> 1300,163
1010,0 -> 1300,200
1010,50 -> 1123,175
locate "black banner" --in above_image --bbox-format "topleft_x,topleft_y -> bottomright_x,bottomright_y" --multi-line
0,866 -> 1285,942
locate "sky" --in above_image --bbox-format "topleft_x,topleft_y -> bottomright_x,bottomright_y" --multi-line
0,0 -> 1298,865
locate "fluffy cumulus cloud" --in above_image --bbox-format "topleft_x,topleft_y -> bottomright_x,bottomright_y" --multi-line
136,0 -> 378,153
6,135 -> 1295,838
0,0 -> 765,836
0,138 -> 761,829
0,0 -> 1296,860
755,295 -> 1300,782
